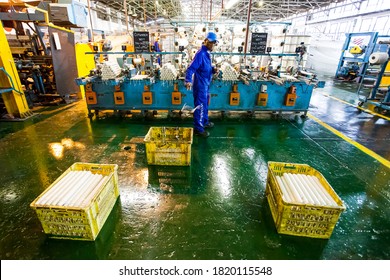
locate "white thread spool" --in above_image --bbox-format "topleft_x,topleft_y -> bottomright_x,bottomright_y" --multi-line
215,24 -> 226,34
369,52 -> 389,65
177,38 -> 189,48
233,25 -> 246,35
133,58 -> 142,65
230,55 -> 240,64
233,38 -> 244,48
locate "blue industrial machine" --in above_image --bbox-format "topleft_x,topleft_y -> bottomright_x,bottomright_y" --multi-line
357,36 -> 390,113
335,32 -> 378,81
76,50 -> 325,118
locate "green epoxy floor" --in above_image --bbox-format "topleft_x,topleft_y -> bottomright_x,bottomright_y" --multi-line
0,78 -> 389,260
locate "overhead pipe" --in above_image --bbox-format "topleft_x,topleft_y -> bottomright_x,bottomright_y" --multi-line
24,3 -> 49,24
87,0 -> 94,41
243,0 -> 253,63
25,3 -> 74,33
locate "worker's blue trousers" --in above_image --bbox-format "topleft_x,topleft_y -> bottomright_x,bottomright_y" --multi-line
193,91 -> 210,133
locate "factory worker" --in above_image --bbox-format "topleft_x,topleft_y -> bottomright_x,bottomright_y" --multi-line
297,42 -> 307,66
154,37 -> 162,65
185,32 -> 218,138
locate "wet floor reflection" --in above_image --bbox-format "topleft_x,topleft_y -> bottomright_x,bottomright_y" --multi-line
0,99 -> 389,260
147,165 -> 192,194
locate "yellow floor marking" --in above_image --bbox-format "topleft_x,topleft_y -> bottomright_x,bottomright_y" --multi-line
320,93 -> 390,121
307,113 -> 390,168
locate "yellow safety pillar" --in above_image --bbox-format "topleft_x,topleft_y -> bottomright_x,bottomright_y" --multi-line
0,21 -> 32,118
75,43 -> 96,99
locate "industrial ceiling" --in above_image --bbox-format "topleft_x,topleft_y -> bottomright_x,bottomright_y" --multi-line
95,0 -> 339,23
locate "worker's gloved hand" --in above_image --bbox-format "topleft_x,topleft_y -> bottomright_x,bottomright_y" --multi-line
185,82 -> 192,90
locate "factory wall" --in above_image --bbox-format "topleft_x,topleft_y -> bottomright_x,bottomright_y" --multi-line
287,0 -> 390,76
88,5 -> 127,35
289,0 -> 390,39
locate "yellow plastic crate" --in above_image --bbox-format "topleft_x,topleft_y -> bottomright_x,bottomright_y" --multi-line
265,161 -> 346,239
30,163 -> 119,241
144,127 -> 193,166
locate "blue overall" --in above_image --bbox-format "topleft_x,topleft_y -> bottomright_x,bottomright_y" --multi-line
154,41 -> 161,65
185,45 -> 214,133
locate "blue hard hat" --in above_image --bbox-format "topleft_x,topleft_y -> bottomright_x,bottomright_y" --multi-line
206,32 -> 218,43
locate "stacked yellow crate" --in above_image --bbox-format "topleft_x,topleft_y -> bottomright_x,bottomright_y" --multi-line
30,163 -> 119,241
144,127 -> 193,166
266,161 -> 346,239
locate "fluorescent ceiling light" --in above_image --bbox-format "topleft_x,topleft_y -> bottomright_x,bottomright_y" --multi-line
225,0 -> 241,10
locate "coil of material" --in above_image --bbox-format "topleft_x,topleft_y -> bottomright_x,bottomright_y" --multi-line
369,52 -> 389,65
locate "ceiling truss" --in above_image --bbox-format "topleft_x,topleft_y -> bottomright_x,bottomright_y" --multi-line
94,0 -> 339,23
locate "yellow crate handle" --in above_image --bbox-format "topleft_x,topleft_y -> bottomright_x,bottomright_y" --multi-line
283,164 -> 297,170
89,166 -> 103,171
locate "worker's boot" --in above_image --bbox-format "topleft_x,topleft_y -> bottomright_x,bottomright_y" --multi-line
204,122 -> 214,129
195,130 -> 210,137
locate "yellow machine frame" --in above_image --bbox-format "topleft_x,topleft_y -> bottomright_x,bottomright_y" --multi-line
0,21 -> 32,119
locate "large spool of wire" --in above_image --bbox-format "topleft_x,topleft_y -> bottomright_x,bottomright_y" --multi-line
369,52 -> 389,65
